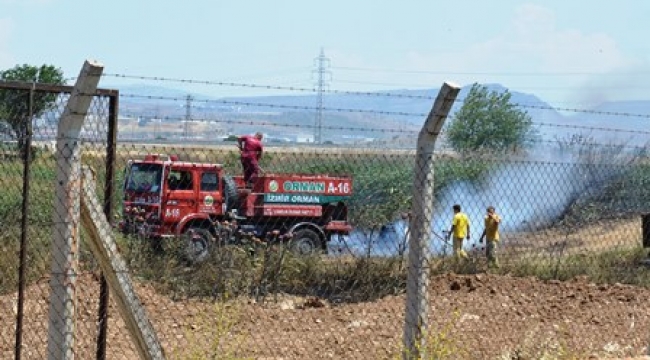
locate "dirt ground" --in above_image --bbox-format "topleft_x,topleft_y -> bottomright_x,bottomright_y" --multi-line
2,271 -> 650,360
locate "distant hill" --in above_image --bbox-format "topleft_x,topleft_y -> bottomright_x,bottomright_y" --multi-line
111,83 -> 649,146
111,84 -> 212,100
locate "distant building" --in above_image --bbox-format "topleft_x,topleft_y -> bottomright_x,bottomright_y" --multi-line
294,134 -> 315,143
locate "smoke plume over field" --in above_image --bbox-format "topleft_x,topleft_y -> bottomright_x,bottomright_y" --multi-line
336,144 -> 640,257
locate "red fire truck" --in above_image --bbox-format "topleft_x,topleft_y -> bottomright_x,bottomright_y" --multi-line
119,154 -> 353,262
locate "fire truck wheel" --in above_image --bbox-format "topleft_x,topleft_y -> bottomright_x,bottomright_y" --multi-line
183,227 -> 213,264
223,176 -> 239,212
290,228 -> 323,255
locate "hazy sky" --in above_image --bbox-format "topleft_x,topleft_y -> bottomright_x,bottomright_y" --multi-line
1,0 -> 649,107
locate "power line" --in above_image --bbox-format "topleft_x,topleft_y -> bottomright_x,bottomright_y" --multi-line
97,72 -> 650,116
104,73 -> 650,120
334,78 -> 650,91
102,73 -> 435,99
312,48 -> 331,144
331,66 -> 646,77
184,94 -> 192,138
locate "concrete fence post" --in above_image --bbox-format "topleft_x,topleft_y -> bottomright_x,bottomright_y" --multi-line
47,60 -> 103,360
403,82 -> 460,359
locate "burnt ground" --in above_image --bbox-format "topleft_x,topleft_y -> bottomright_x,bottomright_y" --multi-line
2,272 -> 650,360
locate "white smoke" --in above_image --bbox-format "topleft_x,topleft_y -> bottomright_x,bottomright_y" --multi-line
333,143 -> 637,257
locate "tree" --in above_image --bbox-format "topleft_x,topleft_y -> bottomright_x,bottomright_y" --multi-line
0,64 -> 66,157
446,83 -> 536,152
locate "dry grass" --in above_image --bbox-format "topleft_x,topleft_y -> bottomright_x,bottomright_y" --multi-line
504,218 -> 642,259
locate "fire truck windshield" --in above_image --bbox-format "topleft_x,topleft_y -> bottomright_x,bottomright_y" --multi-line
126,163 -> 163,193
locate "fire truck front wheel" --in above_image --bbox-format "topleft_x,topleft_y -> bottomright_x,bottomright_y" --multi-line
183,227 -> 213,264
290,228 -> 324,255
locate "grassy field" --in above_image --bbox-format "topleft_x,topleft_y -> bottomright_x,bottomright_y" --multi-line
2,143 -> 650,359
1,143 -> 649,299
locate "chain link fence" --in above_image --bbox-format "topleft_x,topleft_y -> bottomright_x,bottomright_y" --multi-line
109,140 -> 650,359
1,78 -> 650,359
0,80 -> 121,359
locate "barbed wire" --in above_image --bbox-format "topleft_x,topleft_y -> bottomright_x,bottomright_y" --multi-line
330,66 -> 650,77
509,102 -> 650,119
4,84 -> 644,137
531,122 -> 650,136
118,112 -> 419,134
103,73 -> 436,100
117,112 -> 650,151
118,93 -> 424,117
102,73 -> 650,120
41,74 -> 650,123
532,138 -> 649,151
119,93 -> 650,136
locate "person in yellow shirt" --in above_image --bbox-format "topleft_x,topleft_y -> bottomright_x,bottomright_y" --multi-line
479,206 -> 501,268
447,204 -> 470,259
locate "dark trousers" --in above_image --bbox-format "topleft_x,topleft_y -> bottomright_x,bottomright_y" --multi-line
241,157 -> 259,186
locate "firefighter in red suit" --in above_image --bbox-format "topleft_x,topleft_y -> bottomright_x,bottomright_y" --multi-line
237,132 -> 264,188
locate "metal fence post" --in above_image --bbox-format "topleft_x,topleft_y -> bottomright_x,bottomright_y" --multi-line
403,82 -> 460,359
642,213 -> 650,249
47,60 -> 104,360
15,86 -> 34,360
96,91 -> 118,360
641,213 -> 650,271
